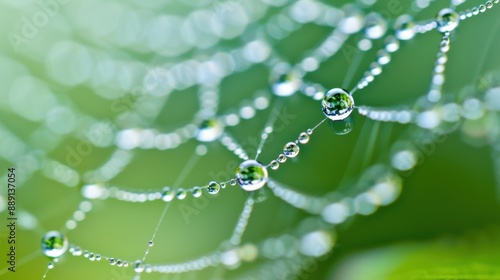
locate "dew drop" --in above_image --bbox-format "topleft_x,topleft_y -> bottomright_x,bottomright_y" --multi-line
298,132 -> 310,144
192,187 -> 202,198
109,258 -> 116,265
277,154 -> 287,163
197,119 -> 224,142
162,187 -> 174,202
134,260 -> 145,273
176,189 -> 187,200
148,240 -> 154,247
364,13 -> 387,39
394,14 -> 415,40
270,64 -> 302,97
270,160 -> 279,170
207,181 -> 220,195
230,178 -> 237,186
436,8 -> 460,33
235,160 -> 268,192
283,142 -> 300,158
48,262 -> 54,269
322,88 -> 355,121
41,231 -> 68,258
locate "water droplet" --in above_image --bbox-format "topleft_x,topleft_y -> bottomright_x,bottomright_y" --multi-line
394,14 -> 415,40
162,187 -> 174,202
109,258 -> 116,265
148,240 -> 154,247
298,132 -> 310,144
436,8 -> 460,33
339,4 -> 365,34
220,182 -> 226,188
197,119 -> 224,142
283,142 -> 300,158
377,50 -> 391,65
306,129 -> 313,135
207,181 -> 220,195
230,178 -> 237,186
270,160 -> 280,170
270,64 -> 302,97
48,262 -> 54,269
330,116 -> 354,135
322,88 -> 355,121
192,187 -> 202,198
277,154 -> 287,163
176,189 -> 187,200
116,259 -> 123,267
134,260 -> 145,273
89,253 -> 96,261
235,160 -> 268,191
41,231 -> 68,258
83,250 -> 89,258
385,36 -> 399,53
95,254 -> 101,261
364,13 -> 387,39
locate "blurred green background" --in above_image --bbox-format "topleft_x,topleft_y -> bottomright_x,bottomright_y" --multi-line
1,0 -> 500,279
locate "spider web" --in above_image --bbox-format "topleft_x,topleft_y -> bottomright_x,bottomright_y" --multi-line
0,0 -> 500,279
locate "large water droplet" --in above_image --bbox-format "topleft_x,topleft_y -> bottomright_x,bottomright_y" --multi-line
235,160 -> 268,191
196,119 -> 224,142
283,142 -> 300,158
41,231 -> 68,258
436,8 -> 460,33
394,14 -> 415,40
322,88 -> 354,121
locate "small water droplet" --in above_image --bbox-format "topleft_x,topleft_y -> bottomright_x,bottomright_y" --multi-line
298,132 -> 310,144
207,181 -> 220,195
322,88 -> 355,121
394,14 -> 415,40
283,142 -> 300,158
364,13 -> 387,39
162,187 -> 174,202
230,178 -> 237,186
134,260 -> 145,273
270,64 -> 302,97
148,240 -> 154,247
220,182 -> 226,189
306,129 -> 313,135
176,189 -> 187,200
436,8 -> 460,33
270,160 -> 280,170
109,258 -> 116,265
277,154 -> 287,163
197,119 -> 224,142
192,187 -> 202,198
48,262 -> 54,269
41,231 -> 68,258
235,160 -> 268,191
